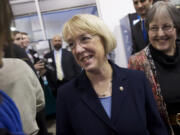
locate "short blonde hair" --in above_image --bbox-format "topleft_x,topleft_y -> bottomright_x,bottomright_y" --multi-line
62,14 -> 116,54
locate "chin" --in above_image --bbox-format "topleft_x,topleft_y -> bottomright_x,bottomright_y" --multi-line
83,64 -> 97,73
157,46 -> 171,52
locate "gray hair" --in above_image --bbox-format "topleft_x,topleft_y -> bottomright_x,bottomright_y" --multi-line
145,1 -> 180,36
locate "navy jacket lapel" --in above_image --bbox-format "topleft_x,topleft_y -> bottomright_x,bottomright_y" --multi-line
110,64 -> 129,125
77,71 -> 117,132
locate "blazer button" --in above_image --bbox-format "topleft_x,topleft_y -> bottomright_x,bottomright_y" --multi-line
119,86 -> 124,91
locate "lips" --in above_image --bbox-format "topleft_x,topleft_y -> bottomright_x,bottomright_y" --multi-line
81,55 -> 93,63
138,7 -> 145,12
155,37 -> 170,42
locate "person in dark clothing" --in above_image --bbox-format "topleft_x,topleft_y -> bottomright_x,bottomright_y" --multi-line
56,14 -> 168,135
129,1 -> 180,135
44,35 -> 81,97
131,0 -> 153,54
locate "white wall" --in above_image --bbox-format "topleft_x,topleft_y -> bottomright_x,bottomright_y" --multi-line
96,0 -> 135,67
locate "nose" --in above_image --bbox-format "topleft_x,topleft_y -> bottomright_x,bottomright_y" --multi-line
137,2 -> 143,8
157,28 -> 165,36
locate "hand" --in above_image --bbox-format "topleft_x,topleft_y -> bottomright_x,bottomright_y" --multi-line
34,60 -> 45,71
39,68 -> 47,76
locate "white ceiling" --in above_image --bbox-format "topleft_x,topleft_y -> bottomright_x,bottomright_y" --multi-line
10,0 -> 96,16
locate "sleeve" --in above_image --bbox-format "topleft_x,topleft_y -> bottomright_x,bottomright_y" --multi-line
56,89 -> 75,135
30,67 -> 45,112
0,90 -> 24,135
142,74 -> 169,135
34,75 -> 45,112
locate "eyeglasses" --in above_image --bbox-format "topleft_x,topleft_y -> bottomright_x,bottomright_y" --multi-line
68,34 -> 96,50
149,24 -> 174,34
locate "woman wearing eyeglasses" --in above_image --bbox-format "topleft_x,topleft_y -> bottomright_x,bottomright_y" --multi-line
128,1 -> 180,135
56,14 -> 168,135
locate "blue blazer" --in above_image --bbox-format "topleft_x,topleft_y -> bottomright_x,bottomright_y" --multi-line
56,62 -> 168,135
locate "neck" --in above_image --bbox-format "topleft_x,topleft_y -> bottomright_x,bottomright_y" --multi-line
86,60 -> 112,84
86,60 -> 113,98
55,48 -> 61,51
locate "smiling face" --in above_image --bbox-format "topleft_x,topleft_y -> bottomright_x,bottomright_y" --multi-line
68,32 -> 106,73
133,0 -> 153,19
13,33 -> 23,47
22,34 -> 30,49
148,12 -> 177,55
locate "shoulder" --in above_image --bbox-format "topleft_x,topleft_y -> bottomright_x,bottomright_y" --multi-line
2,58 -> 30,69
132,20 -> 141,31
115,64 -> 146,80
111,62 -> 146,83
1,58 -> 36,80
58,77 -> 78,95
129,49 -> 147,63
62,49 -> 75,61
62,49 -> 72,55
57,72 -> 83,100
